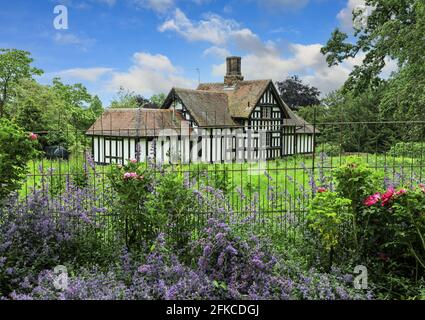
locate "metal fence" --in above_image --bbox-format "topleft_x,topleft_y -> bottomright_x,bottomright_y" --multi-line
12,120 -> 425,246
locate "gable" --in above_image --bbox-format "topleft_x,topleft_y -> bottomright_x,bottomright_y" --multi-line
250,82 -> 289,119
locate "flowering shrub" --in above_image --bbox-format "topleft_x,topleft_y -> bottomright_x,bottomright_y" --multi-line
5,222 -> 371,300
0,182 -> 111,296
0,119 -> 39,201
362,185 -> 425,278
108,160 -> 156,248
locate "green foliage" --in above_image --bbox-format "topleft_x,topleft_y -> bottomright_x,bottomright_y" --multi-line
108,163 -> 206,253
321,0 -> 425,94
149,93 -> 166,107
0,49 -> 43,118
110,87 -> 148,109
307,191 -> 352,253
333,157 -> 381,209
383,188 -> 425,272
276,75 -> 321,110
107,161 -> 156,249
316,143 -> 342,157
208,166 -> 232,195
359,185 -> 425,297
388,142 -> 425,158
145,168 -> 203,252
0,119 -> 38,201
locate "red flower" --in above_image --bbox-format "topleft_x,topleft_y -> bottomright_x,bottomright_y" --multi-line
317,187 -> 327,193
381,187 -> 395,206
364,193 -> 381,206
395,188 -> 407,196
29,133 -> 38,141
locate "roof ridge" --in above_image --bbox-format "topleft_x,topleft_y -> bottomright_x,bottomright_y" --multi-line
175,87 -> 228,95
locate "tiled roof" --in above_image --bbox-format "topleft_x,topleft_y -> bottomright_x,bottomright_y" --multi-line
165,88 -> 237,127
86,108 -> 185,137
197,80 -> 270,119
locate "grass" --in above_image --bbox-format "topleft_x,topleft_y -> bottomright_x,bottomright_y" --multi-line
19,151 -> 425,245
22,152 -> 425,210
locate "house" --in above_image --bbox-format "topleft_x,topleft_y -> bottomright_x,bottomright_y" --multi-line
86,56 -> 316,165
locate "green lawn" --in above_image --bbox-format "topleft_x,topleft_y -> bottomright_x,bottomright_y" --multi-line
22,152 -> 425,212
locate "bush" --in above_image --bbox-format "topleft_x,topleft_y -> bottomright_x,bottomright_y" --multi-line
0,119 -> 39,201
5,221 -> 372,300
144,168 -> 204,253
333,157 -> 381,212
0,183 -> 112,296
107,160 -> 156,249
108,162 -> 209,252
388,142 -> 425,158
316,143 -> 342,157
362,186 -> 425,281
306,190 -> 352,268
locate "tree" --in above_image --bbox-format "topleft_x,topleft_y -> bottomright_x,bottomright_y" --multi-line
150,93 -> 166,107
298,87 -> 395,153
276,76 -> 320,110
110,87 -> 149,109
0,49 -> 43,118
0,118 -> 39,200
8,79 -> 53,132
321,0 -> 425,94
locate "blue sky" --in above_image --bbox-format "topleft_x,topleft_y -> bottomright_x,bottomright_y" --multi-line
0,0 -> 368,105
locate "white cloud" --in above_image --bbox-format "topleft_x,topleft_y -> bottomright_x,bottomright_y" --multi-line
133,0 -> 175,13
159,9 -> 239,45
161,9 -> 359,94
58,67 -> 113,81
106,52 -> 196,96
203,46 -> 230,59
211,43 -> 365,95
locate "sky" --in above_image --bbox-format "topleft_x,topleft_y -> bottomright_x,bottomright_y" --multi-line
0,0 -> 375,105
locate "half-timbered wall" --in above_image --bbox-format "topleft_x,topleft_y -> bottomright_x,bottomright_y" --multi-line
248,85 -> 285,159
90,85 -> 315,164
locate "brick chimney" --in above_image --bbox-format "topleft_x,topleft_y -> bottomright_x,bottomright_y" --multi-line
224,56 -> 244,87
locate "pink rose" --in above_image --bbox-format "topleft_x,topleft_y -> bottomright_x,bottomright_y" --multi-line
29,133 -> 38,141
123,172 -> 131,179
364,193 -> 381,207
130,172 -> 138,178
381,187 -> 395,206
317,187 -> 327,193
129,159 -> 137,164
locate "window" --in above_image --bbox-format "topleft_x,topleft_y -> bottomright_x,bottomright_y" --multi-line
266,132 -> 272,147
262,107 -> 271,119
